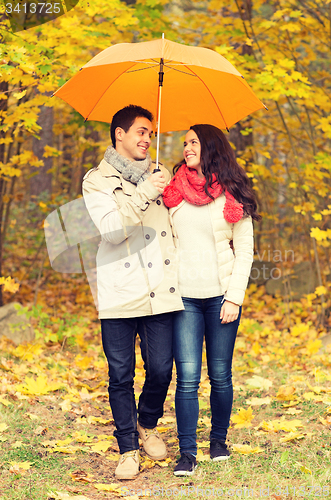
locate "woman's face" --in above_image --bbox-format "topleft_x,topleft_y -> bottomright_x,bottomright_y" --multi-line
184,130 -> 203,177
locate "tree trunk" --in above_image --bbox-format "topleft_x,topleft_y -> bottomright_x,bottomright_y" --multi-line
71,126 -> 100,197
30,91 -> 53,197
229,0 -> 254,161
0,81 -> 8,306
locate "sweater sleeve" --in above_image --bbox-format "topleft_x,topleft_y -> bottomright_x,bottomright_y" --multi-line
224,216 -> 254,306
82,173 -> 160,245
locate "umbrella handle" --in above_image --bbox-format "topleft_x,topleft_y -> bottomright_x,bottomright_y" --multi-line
153,167 -> 161,173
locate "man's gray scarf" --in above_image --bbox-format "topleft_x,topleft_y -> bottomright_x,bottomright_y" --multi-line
104,146 -> 152,185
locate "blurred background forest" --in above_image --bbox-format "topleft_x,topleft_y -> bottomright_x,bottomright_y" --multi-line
0,0 -> 330,331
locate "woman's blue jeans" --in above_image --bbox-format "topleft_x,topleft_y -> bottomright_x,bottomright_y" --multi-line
173,296 -> 241,455
101,313 -> 173,454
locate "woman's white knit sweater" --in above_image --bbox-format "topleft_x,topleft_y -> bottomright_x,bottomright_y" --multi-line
169,194 -> 254,306
173,203 -> 223,298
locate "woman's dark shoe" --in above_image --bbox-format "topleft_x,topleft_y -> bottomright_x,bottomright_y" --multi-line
174,452 -> 197,476
210,439 -> 230,461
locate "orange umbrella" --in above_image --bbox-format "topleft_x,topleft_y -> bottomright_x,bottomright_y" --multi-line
54,36 -> 266,166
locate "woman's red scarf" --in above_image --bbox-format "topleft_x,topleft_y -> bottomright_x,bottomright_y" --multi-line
162,164 -> 244,223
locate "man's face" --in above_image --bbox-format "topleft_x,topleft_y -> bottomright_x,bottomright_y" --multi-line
115,117 -> 153,161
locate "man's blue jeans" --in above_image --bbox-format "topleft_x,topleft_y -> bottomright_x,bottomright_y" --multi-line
101,313 -> 173,454
173,296 -> 241,455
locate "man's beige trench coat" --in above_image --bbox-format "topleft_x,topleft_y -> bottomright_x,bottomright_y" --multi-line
82,159 -> 183,319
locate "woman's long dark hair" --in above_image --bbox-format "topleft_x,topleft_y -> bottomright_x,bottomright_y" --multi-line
174,124 -> 261,221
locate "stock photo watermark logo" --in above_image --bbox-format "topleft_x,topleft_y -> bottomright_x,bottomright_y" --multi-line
250,246 -> 295,282
44,195 -> 165,312
4,0 -> 79,32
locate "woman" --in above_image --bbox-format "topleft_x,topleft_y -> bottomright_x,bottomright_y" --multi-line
162,124 -> 261,476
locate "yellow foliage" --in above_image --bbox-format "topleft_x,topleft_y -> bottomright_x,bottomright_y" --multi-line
15,375 -> 63,396
305,339 -> 322,356
12,344 -> 43,362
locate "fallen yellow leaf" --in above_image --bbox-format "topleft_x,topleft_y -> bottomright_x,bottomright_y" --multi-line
86,416 -> 111,425
284,408 -> 302,415
90,441 -> 111,453
232,444 -> 263,455
197,440 -> 210,448
0,397 -> 10,406
25,413 -> 39,420
0,423 -> 9,433
299,464 -> 312,475
12,441 -> 24,448
105,453 -> 120,461
16,375 -> 63,396
246,397 -> 272,406
69,470 -> 95,483
154,426 -> 170,433
158,416 -> 176,424
59,400 -> 72,412
94,482 -> 123,493
276,386 -> 297,401
196,449 -> 209,461
282,400 -> 300,407
231,407 -> 254,428
155,457 -> 171,467
279,432 -> 305,442
9,461 -> 33,470
49,492 -> 91,500
140,458 -> 155,470
50,446 -> 77,454
246,375 -> 272,390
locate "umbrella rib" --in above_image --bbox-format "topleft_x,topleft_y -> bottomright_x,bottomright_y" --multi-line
183,65 -> 229,131
163,64 -> 197,76
126,66 -> 159,73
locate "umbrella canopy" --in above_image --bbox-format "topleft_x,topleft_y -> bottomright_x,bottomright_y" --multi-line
54,37 -> 265,133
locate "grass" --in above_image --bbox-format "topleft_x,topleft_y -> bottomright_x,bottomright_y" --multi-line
0,311 -> 331,499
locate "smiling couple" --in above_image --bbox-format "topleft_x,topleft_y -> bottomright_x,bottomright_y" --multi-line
82,105 -> 260,480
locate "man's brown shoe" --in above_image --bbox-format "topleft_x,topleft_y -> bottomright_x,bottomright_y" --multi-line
115,450 -> 140,480
137,422 -> 167,460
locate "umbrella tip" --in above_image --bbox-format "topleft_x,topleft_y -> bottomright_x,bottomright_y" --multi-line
226,127 -> 229,132
264,104 -> 268,110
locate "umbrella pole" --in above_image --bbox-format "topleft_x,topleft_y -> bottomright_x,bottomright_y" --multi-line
154,57 -> 164,173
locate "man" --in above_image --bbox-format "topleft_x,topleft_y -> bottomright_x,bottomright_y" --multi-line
82,105 -> 183,480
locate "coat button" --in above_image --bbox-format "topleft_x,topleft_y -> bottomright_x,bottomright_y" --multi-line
161,231 -> 166,237
165,259 -> 170,265
150,292 -> 155,298
148,262 -> 152,268
145,234 -> 150,240
124,262 -> 130,268
156,199 -> 161,205
169,287 -> 175,293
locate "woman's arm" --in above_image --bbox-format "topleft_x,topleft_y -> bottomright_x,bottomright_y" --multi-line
220,300 -> 240,323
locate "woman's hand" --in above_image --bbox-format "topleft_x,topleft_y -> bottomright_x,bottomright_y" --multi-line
220,300 -> 239,323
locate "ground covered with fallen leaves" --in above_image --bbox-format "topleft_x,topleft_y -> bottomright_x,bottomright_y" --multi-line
1,284 -> 331,500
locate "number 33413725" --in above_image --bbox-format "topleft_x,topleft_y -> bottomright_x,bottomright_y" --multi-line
5,3 -> 62,14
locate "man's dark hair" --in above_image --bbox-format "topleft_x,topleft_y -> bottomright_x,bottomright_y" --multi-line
110,105 -> 154,147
